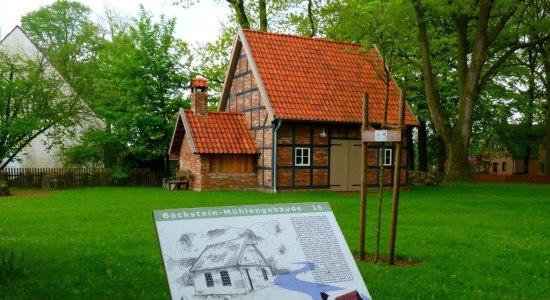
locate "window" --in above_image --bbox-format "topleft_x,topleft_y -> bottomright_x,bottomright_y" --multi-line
261,268 -> 269,281
204,273 -> 214,287
220,270 -> 232,286
378,148 -> 393,166
295,147 -> 310,166
502,162 -> 507,172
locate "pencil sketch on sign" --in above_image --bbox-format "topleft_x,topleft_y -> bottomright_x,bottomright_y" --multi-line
188,237 -> 275,296
153,203 -> 371,300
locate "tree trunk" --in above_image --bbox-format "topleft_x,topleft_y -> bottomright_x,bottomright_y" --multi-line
307,0 -> 316,37
445,134 -> 472,181
541,47 -> 550,175
259,0 -> 267,31
523,146 -> 532,174
407,126 -> 415,171
545,93 -> 550,174
418,120 -> 428,172
524,48 -> 536,175
227,0 -> 250,29
437,135 -> 446,174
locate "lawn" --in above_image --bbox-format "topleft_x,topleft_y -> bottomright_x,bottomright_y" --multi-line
0,183 -> 549,299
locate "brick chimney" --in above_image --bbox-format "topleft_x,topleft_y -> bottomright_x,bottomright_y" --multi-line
191,77 -> 208,118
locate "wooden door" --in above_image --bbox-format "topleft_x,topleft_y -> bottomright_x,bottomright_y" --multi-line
330,140 -> 361,191
346,141 -> 362,191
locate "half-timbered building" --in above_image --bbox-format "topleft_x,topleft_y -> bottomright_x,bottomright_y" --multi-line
169,29 -> 418,192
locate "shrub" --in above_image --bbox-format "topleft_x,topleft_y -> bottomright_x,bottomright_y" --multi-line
408,170 -> 439,186
0,180 -> 11,197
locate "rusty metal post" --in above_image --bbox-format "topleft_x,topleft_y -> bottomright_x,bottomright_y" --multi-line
359,93 -> 369,261
388,91 -> 406,265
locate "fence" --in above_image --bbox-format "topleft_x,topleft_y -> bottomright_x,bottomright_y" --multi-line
474,173 -> 550,184
0,168 -> 171,189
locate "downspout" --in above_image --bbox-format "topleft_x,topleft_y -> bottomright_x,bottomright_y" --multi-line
272,120 -> 282,193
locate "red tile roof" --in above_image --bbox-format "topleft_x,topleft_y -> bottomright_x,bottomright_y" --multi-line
184,110 -> 259,154
242,30 -> 417,125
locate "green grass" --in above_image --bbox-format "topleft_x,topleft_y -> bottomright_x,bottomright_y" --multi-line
0,183 -> 549,299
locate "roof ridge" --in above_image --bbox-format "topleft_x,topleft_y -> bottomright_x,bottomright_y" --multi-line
242,29 -> 364,49
184,110 -> 245,116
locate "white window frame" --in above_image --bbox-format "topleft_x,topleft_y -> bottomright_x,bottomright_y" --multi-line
378,148 -> 393,166
295,147 -> 311,166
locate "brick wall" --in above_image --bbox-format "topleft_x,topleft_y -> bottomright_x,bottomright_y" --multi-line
276,123 -> 408,190
201,171 -> 258,190
276,123 -> 330,189
180,137 -> 258,191
179,135 -> 203,190
226,49 -> 274,189
191,87 -> 208,118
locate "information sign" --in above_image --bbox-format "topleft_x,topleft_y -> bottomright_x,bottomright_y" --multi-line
362,129 -> 402,143
375,130 -> 388,141
153,203 -> 371,300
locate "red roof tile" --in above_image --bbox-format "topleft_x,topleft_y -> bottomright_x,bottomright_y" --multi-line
242,30 -> 417,125
184,110 -> 259,154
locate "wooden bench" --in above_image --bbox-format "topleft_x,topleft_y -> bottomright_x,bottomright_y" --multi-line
164,170 -> 190,190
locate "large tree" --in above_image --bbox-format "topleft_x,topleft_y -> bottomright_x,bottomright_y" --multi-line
0,51 -> 85,170
21,0 -> 101,86
411,0 -> 549,181
64,7 -> 191,170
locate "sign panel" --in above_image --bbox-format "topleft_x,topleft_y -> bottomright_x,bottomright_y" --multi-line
362,129 -> 402,143
153,203 -> 371,300
375,130 -> 388,142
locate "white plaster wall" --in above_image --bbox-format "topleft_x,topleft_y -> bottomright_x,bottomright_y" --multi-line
0,26 -> 41,59
1,27 -> 103,168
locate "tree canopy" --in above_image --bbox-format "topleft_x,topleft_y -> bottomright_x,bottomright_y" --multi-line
0,50 -> 87,169
4,0 -> 550,179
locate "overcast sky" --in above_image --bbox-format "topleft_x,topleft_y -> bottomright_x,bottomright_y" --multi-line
0,0 -> 230,45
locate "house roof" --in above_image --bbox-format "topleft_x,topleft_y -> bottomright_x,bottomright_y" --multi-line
221,28 -> 417,126
168,109 -> 260,155
189,237 -> 249,272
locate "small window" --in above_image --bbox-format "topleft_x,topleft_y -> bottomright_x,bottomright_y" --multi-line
378,148 -> 393,166
220,270 -> 232,286
295,147 -> 311,166
502,162 -> 507,172
205,272 -> 214,287
261,268 -> 269,281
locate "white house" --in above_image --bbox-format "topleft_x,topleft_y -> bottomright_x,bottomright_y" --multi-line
0,26 -> 102,168
188,237 -> 275,296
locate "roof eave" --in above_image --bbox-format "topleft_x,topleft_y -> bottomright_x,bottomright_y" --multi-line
181,110 -> 198,154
